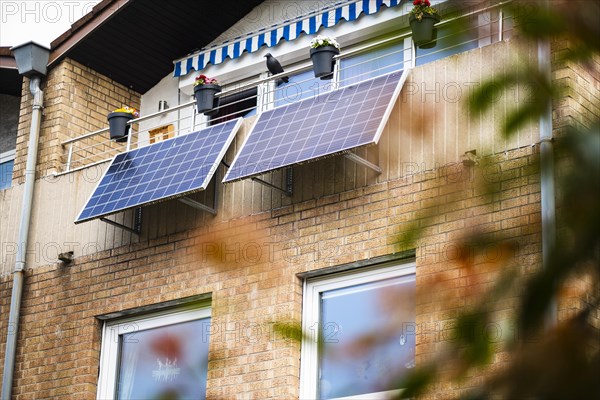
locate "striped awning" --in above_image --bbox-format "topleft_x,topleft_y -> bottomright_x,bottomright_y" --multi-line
173,0 -> 404,77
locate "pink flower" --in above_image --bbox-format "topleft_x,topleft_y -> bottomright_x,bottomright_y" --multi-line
194,74 -> 218,86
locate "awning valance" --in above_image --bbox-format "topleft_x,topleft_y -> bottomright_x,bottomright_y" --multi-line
173,0 -> 403,77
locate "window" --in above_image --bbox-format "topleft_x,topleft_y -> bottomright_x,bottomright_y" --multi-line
273,40 -> 405,109
0,150 -> 15,190
149,124 -> 175,144
274,69 -> 332,107
300,261 -> 416,399
340,40 -> 404,86
210,87 -> 258,124
97,304 -> 211,400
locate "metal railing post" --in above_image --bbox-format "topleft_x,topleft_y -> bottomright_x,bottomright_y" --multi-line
499,9 -> 504,41
66,143 -> 74,172
125,124 -> 133,152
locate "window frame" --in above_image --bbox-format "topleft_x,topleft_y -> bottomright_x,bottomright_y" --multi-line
0,149 -> 16,190
299,260 -> 416,399
96,303 -> 211,400
148,124 -> 175,144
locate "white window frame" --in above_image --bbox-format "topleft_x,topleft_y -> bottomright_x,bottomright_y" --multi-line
97,303 -> 211,400
0,149 -> 15,164
300,261 -> 416,399
0,149 -> 15,189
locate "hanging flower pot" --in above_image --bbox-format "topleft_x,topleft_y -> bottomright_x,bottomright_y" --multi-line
409,0 -> 442,49
309,35 -> 340,80
409,14 -> 440,48
107,106 -> 138,142
193,75 -> 221,114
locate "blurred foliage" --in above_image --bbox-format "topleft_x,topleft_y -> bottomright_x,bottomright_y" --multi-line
274,1 -> 599,398
395,0 -> 600,398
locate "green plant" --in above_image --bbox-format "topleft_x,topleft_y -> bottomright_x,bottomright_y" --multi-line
194,74 -> 219,86
410,0 -> 440,21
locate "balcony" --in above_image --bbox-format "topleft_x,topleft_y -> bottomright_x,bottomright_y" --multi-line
55,1 -> 515,177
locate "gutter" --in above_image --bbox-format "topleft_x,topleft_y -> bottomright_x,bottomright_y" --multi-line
1,76 -> 45,399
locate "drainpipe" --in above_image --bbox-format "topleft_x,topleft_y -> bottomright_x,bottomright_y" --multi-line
2,42 -> 48,400
538,0 -> 557,328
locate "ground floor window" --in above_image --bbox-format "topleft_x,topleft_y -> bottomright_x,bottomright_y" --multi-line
0,150 -> 15,190
300,261 -> 416,399
97,303 -> 211,399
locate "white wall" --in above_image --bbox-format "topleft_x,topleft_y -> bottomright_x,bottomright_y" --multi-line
138,73 -> 185,144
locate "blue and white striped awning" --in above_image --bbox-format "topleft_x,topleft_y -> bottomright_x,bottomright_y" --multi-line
173,0 -> 404,77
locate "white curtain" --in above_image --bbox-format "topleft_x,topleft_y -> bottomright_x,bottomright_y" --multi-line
117,335 -> 140,399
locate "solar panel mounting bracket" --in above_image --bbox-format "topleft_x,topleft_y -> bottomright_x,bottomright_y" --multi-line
178,165 -> 221,215
100,207 -> 142,235
178,197 -> 217,215
344,152 -> 382,174
251,168 -> 293,196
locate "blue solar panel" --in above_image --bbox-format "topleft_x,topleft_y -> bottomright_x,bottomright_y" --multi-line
75,118 -> 243,223
223,70 -> 409,183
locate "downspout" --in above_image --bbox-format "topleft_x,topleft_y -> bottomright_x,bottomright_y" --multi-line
1,76 -> 45,400
538,0 -> 557,328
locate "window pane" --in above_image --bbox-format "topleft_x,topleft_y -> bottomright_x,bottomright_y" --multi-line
210,87 -> 257,125
116,317 -> 211,400
319,275 -> 415,399
340,41 -> 404,86
274,70 -> 332,107
0,160 -> 14,190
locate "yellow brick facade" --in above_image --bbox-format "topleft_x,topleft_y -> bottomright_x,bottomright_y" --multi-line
12,58 -> 140,184
0,144 -> 544,399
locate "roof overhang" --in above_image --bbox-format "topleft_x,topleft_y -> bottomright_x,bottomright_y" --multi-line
46,0 -> 264,93
0,47 -> 21,96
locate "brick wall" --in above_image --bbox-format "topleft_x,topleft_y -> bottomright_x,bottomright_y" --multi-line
551,38 -> 600,349
0,144 -> 544,399
552,38 -> 600,134
12,59 -> 140,184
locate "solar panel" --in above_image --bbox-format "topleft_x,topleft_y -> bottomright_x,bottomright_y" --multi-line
223,69 -> 409,183
75,118 -> 243,224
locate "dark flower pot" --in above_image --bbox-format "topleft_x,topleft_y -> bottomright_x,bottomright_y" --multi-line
310,45 -> 340,80
107,112 -> 134,142
194,84 -> 221,114
409,14 -> 441,49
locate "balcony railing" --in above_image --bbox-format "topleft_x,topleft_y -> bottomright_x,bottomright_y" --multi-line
56,1 -> 514,176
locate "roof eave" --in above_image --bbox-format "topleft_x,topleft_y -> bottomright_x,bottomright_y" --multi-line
48,0 -> 132,67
